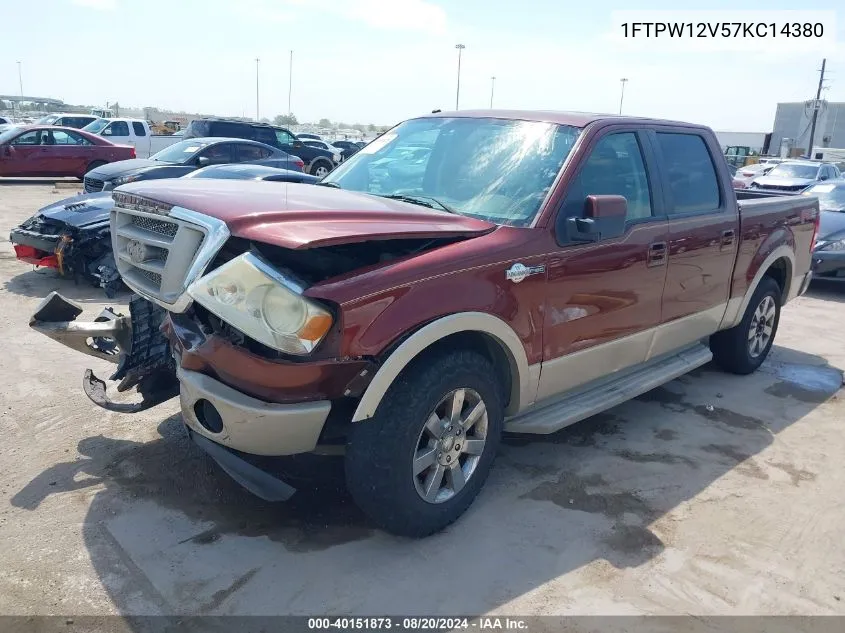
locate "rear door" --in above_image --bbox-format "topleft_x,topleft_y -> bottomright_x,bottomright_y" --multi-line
648,129 -> 737,357
50,130 -> 91,176
537,127 -> 670,401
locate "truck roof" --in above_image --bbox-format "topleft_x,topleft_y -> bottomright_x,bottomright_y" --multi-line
419,109 -> 709,130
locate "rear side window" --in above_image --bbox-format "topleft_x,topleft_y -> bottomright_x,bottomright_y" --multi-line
237,144 -> 273,161
132,122 -> 146,136
253,128 -> 278,146
209,121 -> 246,138
656,133 -> 720,214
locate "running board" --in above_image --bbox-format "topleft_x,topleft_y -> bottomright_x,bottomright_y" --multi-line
505,343 -> 713,434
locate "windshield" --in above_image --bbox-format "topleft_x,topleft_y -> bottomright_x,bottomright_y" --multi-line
82,118 -> 109,134
149,140 -> 212,163
322,117 -> 581,226
767,164 -> 819,179
803,183 -> 845,210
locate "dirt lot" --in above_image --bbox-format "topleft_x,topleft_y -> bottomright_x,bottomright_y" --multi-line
1,182 -> 844,618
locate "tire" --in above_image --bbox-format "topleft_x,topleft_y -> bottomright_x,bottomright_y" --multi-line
710,276 -> 781,375
84,160 -> 106,176
308,159 -> 332,178
345,350 -> 504,537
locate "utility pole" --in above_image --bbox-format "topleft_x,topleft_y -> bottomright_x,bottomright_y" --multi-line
619,78 -> 628,115
806,58 -> 827,158
455,44 -> 466,110
288,50 -> 293,116
490,76 -> 496,108
255,58 -> 260,121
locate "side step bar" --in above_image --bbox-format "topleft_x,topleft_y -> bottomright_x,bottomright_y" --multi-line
506,343 -> 713,434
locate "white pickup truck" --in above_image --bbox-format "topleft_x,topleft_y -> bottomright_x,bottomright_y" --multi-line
81,118 -> 181,159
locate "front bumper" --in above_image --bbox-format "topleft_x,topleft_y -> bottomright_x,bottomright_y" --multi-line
10,227 -> 61,255
813,251 -> 845,277
178,366 -> 331,456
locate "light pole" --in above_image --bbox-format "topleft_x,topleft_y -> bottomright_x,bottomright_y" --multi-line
490,76 -> 496,108
455,44 -> 466,110
17,61 -> 23,100
618,78 -> 628,115
288,50 -> 293,116
255,58 -> 260,121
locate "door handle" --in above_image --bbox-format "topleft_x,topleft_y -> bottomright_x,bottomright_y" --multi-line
721,229 -> 735,250
647,241 -> 667,267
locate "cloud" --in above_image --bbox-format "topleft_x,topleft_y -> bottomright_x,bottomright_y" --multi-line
71,0 -> 116,9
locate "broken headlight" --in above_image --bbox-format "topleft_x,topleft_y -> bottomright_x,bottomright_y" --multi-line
110,174 -> 142,188
187,253 -> 333,355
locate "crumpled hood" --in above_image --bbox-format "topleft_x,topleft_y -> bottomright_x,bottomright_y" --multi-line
117,179 -> 496,249
88,158 -> 159,180
35,192 -> 114,228
752,176 -> 815,189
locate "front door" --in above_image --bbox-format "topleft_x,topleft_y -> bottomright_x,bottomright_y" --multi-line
7,129 -> 46,176
537,129 -> 669,402
648,130 -> 737,357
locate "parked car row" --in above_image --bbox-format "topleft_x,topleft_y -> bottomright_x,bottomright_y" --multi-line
733,159 -> 841,192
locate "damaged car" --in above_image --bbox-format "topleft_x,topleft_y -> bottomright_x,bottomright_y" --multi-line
29,111 -> 816,537
9,164 -> 320,297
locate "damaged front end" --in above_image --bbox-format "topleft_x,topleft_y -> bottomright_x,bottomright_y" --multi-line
30,292 -> 178,412
10,195 -> 123,297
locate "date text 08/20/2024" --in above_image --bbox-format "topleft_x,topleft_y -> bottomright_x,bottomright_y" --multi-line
307,617 -> 529,630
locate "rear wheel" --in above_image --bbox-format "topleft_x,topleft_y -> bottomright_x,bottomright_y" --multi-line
711,276 -> 781,374
308,159 -> 332,178
345,350 -> 504,537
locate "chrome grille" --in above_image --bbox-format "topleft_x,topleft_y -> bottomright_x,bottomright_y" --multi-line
110,192 -> 229,312
84,177 -> 104,193
131,215 -> 179,237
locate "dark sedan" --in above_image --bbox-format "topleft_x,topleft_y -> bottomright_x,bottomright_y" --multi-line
0,126 -> 135,178
801,180 -> 845,280
10,164 -> 320,296
82,137 -> 305,193
331,140 -> 362,158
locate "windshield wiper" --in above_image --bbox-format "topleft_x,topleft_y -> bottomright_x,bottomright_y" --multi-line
380,194 -> 456,214
315,181 -> 341,188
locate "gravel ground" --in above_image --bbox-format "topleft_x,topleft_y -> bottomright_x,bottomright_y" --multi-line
0,182 -> 844,619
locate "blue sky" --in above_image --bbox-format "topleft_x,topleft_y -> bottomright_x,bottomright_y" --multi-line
1,0 -> 843,131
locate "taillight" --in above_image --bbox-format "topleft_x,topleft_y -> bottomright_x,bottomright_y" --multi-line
295,159 -> 304,169
130,148 -> 136,159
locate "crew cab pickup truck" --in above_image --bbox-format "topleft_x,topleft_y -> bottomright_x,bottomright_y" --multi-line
31,111 -> 817,537
81,118 -> 181,159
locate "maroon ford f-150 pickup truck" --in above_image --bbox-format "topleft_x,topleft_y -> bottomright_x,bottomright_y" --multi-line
31,110 -> 818,536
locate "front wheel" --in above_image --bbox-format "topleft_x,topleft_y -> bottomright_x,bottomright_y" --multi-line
308,159 -> 332,178
711,276 -> 781,375
345,350 -> 504,537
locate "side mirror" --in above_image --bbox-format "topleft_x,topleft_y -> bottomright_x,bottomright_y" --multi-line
196,156 -> 211,168
293,140 -> 303,149
819,173 -> 828,181
565,195 -> 627,243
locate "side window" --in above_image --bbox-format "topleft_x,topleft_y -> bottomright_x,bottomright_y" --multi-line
132,122 -> 147,136
237,144 -> 273,161
275,129 -> 296,146
253,128 -> 278,146
655,133 -> 720,214
11,131 -> 40,145
557,132 -> 653,233
199,143 -> 235,164
51,131 -> 77,145
103,121 -> 129,136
